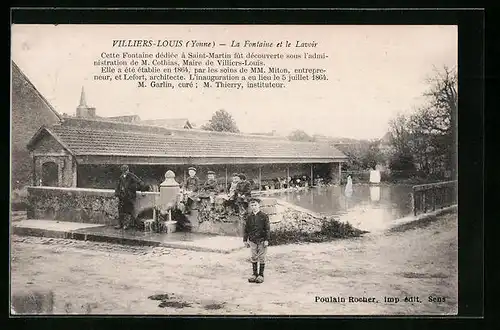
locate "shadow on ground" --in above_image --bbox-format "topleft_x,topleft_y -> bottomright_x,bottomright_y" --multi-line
148,293 -> 225,310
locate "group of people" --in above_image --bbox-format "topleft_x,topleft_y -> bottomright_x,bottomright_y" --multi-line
113,164 -> 271,283
181,167 -> 253,217
113,165 -> 259,229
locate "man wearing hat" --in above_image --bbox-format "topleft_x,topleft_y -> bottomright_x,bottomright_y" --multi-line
182,166 -> 200,214
114,165 -> 149,230
235,173 -> 252,215
202,170 -> 220,206
203,171 -> 219,194
223,173 -> 241,214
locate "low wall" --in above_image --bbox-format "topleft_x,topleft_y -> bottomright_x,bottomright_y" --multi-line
27,186 -> 159,226
26,186 -> 346,236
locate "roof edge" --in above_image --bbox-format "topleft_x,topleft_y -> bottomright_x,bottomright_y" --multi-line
73,152 -> 348,159
26,125 -> 75,156
60,117 -> 290,141
12,61 -> 63,122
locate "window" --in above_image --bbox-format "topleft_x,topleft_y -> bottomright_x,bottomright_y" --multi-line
41,161 -> 58,186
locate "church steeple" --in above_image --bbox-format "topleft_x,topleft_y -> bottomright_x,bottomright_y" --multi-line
78,86 -> 88,108
75,86 -> 96,118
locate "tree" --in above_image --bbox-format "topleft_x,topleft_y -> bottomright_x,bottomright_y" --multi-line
201,109 -> 240,133
389,151 -> 416,178
363,140 -> 384,170
287,130 -> 315,142
336,139 -> 386,171
387,66 -> 457,179
423,65 -> 457,179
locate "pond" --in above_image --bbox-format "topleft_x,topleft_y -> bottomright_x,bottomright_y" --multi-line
269,184 -> 414,232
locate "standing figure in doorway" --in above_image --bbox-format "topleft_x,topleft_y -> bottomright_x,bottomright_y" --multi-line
114,165 -> 149,230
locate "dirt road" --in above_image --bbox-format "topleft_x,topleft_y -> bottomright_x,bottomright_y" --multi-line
10,212 -> 457,315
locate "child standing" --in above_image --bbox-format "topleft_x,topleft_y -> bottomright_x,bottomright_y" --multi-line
243,198 -> 270,284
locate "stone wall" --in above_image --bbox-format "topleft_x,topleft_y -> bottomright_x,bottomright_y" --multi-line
27,186 -> 159,226
26,187 -> 338,236
11,62 -> 62,189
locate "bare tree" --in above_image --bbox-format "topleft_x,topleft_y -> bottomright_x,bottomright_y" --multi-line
423,65 -> 457,179
387,66 -> 457,179
388,113 -> 412,154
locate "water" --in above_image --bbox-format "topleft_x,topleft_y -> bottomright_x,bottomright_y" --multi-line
270,184 -> 414,232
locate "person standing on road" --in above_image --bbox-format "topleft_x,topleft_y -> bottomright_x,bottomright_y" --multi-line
114,165 -> 149,230
244,198 -> 270,284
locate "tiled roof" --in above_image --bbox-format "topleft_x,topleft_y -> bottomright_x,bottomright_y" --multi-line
106,115 -> 141,123
32,121 -> 347,160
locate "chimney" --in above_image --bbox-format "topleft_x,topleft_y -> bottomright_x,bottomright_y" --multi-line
76,86 -> 96,118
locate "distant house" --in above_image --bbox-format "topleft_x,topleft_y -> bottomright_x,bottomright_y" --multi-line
248,130 -> 279,137
11,61 -> 63,189
107,115 -> 141,123
139,118 -> 193,129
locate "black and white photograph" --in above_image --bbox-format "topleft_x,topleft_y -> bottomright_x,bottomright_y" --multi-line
10,21 -> 460,315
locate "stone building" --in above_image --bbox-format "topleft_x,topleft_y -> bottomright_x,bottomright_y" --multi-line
11,61 -> 63,189
27,115 -> 347,190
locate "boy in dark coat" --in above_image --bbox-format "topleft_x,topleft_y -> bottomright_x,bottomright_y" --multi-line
114,165 -> 149,230
203,170 -> 219,193
202,170 -> 220,206
236,173 -> 252,214
182,167 -> 200,214
243,198 -> 270,284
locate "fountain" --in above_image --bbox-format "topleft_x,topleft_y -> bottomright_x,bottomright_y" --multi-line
155,170 -> 180,233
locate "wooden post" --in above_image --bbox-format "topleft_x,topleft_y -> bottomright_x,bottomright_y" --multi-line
338,162 -> 342,185
432,187 -> 436,211
152,185 -> 157,221
258,166 -> 262,191
224,166 -> 227,191
286,166 -> 290,184
412,187 -> 416,216
423,191 -> 427,213
310,164 -> 314,187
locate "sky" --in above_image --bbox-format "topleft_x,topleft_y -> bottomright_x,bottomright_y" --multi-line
11,24 -> 457,140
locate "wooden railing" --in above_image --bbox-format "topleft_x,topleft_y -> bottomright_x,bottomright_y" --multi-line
412,180 -> 457,216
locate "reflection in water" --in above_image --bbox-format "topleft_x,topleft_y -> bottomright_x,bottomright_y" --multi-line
370,186 -> 381,202
271,184 -> 413,231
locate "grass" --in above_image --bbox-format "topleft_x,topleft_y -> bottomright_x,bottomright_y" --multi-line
269,217 -> 367,246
